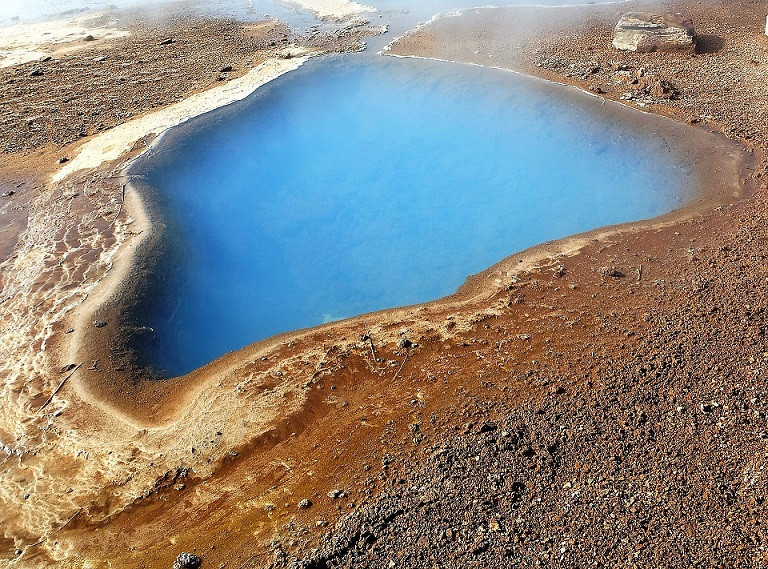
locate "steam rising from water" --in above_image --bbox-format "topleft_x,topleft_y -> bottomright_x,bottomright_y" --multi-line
0,0 -> 628,27
0,0 -> 652,560
0,0 -> 300,27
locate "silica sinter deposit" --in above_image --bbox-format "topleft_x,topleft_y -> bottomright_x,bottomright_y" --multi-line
129,55 -> 693,377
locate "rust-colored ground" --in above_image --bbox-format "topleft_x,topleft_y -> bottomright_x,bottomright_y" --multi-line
2,1 -> 768,567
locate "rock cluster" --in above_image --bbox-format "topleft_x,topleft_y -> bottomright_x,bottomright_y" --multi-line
612,12 -> 696,53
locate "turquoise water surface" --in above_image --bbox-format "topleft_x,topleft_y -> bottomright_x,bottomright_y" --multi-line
129,55 -> 691,376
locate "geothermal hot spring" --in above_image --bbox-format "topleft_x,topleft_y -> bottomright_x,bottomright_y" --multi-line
4,0 -> 697,378
126,50 -> 693,377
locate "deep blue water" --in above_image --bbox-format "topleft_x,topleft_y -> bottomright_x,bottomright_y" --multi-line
130,55 -> 691,376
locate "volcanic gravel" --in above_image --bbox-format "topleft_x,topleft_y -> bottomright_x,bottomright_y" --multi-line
258,2 -> 768,567
3,1 -> 768,566
0,13 -> 369,155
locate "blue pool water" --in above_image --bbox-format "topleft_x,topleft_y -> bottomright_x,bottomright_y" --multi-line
0,0 -> 623,30
130,55 -> 692,377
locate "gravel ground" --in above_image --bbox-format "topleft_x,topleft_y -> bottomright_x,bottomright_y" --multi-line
0,12 -> 370,155
3,1 -> 768,566
259,2 -> 768,567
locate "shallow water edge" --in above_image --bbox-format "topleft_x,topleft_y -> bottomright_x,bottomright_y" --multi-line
68,50 -> 755,408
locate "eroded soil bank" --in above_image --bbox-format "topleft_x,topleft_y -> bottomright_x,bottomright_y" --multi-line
1,0 -> 767,567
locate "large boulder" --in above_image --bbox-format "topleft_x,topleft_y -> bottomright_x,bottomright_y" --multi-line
612,12 -> 696,53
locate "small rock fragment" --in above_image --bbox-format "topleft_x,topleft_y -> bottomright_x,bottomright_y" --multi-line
173,552 -> 202,569
650,79 -> 679,100
298,498 -> 313,509
92,320 -> 107,328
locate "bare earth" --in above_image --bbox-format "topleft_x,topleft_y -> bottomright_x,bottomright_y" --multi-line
1,0 -> 768,567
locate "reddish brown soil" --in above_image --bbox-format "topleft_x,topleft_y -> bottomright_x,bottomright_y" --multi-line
4,1 -> 768,567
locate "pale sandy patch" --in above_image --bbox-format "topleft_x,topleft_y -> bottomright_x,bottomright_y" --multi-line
52,51 -> 314,183
0,13 -> 131,68
284,0 -> 376,22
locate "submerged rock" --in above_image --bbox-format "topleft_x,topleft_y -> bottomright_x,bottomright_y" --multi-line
612,12 -> 696,53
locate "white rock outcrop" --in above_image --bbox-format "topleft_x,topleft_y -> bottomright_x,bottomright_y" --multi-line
612,12 -> 696,53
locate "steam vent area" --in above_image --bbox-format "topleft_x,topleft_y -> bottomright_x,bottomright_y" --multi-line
1,0 -> 768,567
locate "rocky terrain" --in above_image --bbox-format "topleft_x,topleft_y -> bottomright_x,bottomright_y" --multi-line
2,0 -> 768,567
0,14 -> 367,155
0,7 -> 380,566
260,2 -> 768,567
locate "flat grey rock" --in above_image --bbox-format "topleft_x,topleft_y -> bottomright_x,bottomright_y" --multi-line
613,12 -> 696,53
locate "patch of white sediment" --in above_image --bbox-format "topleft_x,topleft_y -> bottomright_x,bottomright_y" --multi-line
0,13 -> 130,68
53,51 -> 314,183
284,0 -> 376,22
0,48 -> 324,558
